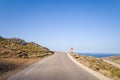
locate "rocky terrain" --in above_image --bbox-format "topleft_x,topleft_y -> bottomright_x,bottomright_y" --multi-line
70,53 -> 120,80
0,36 -> 54,58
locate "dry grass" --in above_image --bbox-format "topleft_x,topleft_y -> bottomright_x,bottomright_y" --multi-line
0,58 -> 44,80
103,56 -> 120,64
70,53 -> 120,80
0,37 -> 54,58
0,36 -> 54,80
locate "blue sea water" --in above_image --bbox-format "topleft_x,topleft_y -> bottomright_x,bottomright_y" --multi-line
77,53 -> 120,58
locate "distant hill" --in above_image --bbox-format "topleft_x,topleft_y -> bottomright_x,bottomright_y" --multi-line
0,36 -> 54,58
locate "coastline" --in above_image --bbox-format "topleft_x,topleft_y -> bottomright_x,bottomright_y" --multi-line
76,53 -> 120,58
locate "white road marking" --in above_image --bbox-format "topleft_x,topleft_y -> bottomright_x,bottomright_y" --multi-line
25,55 -> 55,76
67,53 -> 112,80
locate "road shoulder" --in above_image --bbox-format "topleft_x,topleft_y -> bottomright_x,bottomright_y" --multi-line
67,53 -> 112,80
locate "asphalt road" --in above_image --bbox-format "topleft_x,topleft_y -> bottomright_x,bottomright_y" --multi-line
8,52 -> 99,80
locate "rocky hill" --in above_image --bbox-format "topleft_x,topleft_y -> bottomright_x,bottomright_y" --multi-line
0,36 -> 54,58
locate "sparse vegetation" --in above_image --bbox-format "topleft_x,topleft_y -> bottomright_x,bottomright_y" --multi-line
0,36 -> 54,80
0,36 -> 54,58
0,58 -> 41,80
70,53 -> 120,80
103,56 -> 120,64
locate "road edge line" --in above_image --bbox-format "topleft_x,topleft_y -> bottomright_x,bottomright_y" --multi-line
67,53 -> 112,80
25,54 -> 55,75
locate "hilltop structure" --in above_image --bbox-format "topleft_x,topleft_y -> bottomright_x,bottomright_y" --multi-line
70,48 -> 73,53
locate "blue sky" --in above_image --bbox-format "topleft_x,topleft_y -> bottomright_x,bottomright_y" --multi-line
0,0 -> 120,53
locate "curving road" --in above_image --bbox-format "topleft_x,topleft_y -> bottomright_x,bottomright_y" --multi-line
8,52 -> 99,80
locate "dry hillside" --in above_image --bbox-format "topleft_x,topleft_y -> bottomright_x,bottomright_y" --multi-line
103,56 -> 120,64
70,53 -> 120,80
0,36 -> 54,80
0,36 -> 54,58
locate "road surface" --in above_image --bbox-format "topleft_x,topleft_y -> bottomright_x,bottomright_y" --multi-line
8,52 -> 99,80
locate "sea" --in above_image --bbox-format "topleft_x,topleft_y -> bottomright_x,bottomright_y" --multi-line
77,53 -> 120,58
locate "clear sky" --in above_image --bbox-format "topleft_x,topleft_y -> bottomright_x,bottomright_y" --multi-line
0,0 -> 120,53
